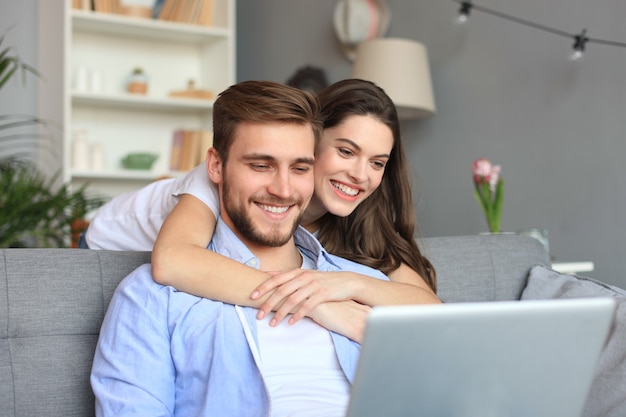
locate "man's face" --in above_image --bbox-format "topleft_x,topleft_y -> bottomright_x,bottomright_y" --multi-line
210,121 -> 316,249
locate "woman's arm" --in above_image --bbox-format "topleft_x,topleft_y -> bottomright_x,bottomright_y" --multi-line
151,194 -> 373,342
253,262 -> 440,325
152,194 -> 439,332
151,194 -> 273,306
307,301 -> 372,344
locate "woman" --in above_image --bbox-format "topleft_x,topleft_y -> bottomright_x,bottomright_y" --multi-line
150,78 -> 439,327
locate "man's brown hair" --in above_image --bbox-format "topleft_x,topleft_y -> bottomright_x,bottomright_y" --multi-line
212,80 -> 322,165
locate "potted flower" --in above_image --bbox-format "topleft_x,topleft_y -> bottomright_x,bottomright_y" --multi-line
472,158 -> 504,233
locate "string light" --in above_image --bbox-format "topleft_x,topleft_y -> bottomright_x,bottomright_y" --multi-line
451,0 -> 626,61
456,1 -> 472,24
570,29 -> 588,61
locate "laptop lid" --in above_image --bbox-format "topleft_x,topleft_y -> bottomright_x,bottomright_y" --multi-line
346,298 -> 616,417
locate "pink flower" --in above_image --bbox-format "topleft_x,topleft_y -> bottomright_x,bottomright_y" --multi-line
489,164 -> 501,192
472,158 -> 501,192
472,158 -> 504,233
472,158 -> 492,179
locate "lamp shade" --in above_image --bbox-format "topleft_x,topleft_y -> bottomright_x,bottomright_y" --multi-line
352,38 -> 436,120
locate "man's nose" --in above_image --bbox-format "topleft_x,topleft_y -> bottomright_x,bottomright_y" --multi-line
267,169 -> 292,198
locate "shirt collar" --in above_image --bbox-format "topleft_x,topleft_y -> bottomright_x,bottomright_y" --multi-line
210,218 -> 338,270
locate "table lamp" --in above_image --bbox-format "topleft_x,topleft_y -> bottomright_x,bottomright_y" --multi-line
352,38 -> 436,120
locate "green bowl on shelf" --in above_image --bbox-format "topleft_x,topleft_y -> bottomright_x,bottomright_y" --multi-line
121,153 -> 158,170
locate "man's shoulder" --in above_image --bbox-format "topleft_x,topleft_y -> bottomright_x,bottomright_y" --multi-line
113,263 -> 208,310
293,227 -> 389,281
325,253 -> 389,281
116,263 -> 162,293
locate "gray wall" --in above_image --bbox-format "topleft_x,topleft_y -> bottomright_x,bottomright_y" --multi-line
237,0 -> 626,288
0,0 -> 38,123
2,1 -> 624,287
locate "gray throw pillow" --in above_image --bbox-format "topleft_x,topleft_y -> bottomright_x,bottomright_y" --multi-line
521,265 -> 626,417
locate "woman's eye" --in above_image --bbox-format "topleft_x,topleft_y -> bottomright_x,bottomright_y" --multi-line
372,160 -> 387,169
338,148 -> 354,157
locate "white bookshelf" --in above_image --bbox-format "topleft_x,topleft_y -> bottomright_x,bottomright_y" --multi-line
37,0 -> 236,199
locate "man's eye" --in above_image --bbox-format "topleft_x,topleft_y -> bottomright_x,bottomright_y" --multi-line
251,164 -> 269,170
293,166 -> 311,174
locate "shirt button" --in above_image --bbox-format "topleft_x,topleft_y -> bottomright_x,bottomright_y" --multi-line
248,259 -> 257,267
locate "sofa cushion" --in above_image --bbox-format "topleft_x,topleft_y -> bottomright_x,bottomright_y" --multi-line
422,234 -> 550,303
0,249 -> 151,417
521,265 -> 626,417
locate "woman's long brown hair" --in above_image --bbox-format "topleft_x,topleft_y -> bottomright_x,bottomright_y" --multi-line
315,79 -> 437,292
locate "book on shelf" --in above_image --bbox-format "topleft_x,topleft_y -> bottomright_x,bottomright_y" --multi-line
73,0 -> 92,10
88,0 -> 212,23
169,129 -> 213,172
169,129 -> 185,171
158,0 -> 213,26
179,129 -> 200,171
195,0 -> 213,26
94,0 -> 156,16
93,0 -> 115,13
198,130 -> 213,162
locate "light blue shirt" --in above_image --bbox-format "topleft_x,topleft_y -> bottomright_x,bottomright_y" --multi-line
91,220 -> 388,417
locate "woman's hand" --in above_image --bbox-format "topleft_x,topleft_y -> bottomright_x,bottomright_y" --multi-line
252,269 -> 358,326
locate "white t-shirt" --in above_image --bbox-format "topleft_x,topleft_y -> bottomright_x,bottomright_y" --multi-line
85,163 -> 219,250
256,253 -> 350,416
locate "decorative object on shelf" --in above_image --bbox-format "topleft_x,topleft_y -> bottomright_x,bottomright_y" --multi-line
90,69 -> 103,93
352,38 -> 436,120
90,142 -> 106,171
121,152 -> 158,170
286,66 -> 329,94
72,130 -> 91,170
333,0 -> 391,61
73,66 -> 103,93
127,67 -> 148,94
169,79 -> 214,100
72,65 -> 90,92
472,157 -> 504,233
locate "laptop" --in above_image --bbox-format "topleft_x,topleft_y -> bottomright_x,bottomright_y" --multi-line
346,298 -> 616,417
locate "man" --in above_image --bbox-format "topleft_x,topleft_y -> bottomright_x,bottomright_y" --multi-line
91,80 -> 388,416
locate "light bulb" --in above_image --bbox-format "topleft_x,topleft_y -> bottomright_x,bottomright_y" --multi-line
456,2 -> 472,25
570,50 -> 584,61
570,30 -> 587,62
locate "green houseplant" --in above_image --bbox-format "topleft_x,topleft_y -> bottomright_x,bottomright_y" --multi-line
0,34 -> 105,247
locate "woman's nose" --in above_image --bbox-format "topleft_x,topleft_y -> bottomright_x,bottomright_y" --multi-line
348,160 -> 368,183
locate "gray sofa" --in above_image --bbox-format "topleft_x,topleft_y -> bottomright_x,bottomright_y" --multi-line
0,234 -> 620,416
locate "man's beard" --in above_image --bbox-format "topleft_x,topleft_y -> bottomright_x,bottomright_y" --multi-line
222,177 -> 304,248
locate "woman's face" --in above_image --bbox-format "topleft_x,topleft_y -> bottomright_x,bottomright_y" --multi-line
304,114 -> 394,226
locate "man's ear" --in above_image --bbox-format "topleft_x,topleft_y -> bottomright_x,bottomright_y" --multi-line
206,147 -> 222,184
